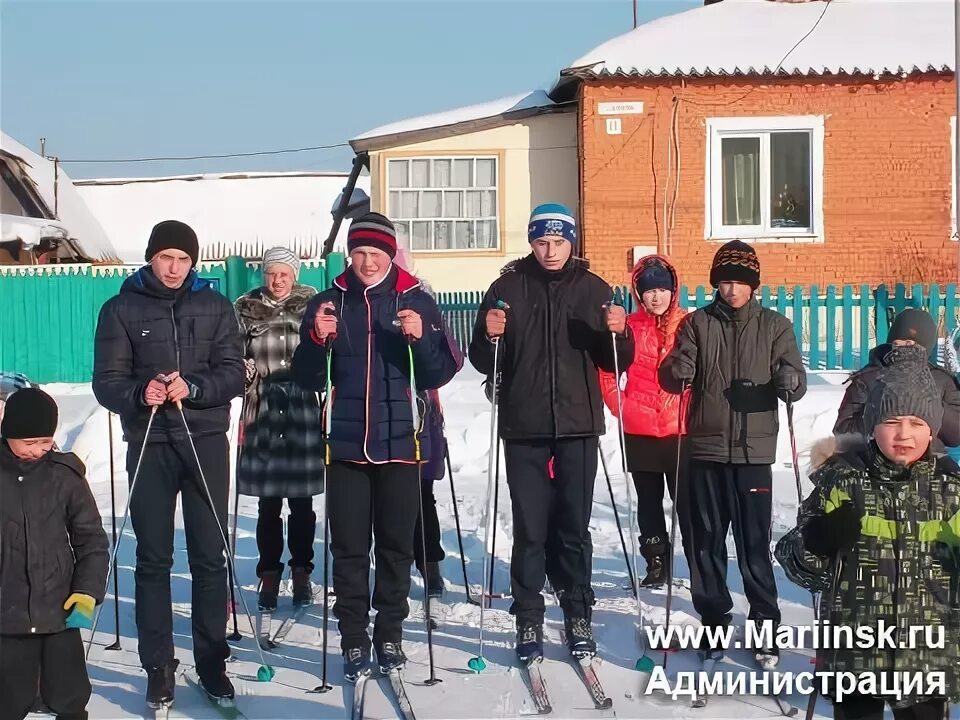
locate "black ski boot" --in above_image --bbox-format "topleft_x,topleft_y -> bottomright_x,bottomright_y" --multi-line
146,659 -> 179,709
515,622 -> 544,663
752,619 -> 780,669
375,640 -> 408,673
258,570 -> 281,611
564,615 -> 597,658
199,671 -> 235,704
343,646 -> 371,683
424,562 -> 444,599
291,566 -> 312,607
639,538 -> 669,588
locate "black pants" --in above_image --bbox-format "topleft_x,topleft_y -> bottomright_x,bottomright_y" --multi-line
413,477 -> 445,571
687,460 -> 780,627
128,435 -> 230,678
833,694 -> 946,720
0,630 -> 90,720
504,437 -> 597,625
256,496 -> 317,576
327,461 -> 420,651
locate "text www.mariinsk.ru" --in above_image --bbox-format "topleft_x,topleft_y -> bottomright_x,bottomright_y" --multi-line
645,620 -> 946,651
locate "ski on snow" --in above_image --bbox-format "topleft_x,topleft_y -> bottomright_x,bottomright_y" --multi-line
182,670 -> 249,720
147,702 -> 173,720
688,652 -> 797,716
519,658 -> 552,714
256,603 -> 310,650
384,669 -> 416,720
350,669 -> 373,720
571,655 -> 613,710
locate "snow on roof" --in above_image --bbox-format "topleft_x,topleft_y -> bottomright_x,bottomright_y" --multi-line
351,89 -> 561,145
564,0 -> 953,79
75,172 -> 370,263
0,131 -> 118,262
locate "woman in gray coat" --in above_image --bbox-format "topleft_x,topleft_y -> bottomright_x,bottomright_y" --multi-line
235,247 -> 324,611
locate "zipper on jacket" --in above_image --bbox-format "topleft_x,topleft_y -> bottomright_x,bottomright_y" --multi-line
170,306 -> 182,373
362,288 -> 375,463
890,485 -> 903,670
547,284 -> 558,437
20,480 -> 33,629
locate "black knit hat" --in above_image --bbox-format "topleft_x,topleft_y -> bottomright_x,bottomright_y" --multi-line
710,240 -> 760,289
145,220 -> 199,267
1,387 -> 58,439
888,308 -> 937,353
347,212 -> 398,259
635,260 -> 675,296
864,345 -> 943,437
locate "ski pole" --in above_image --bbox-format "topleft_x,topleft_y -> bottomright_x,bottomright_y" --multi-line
227,414 -> 243,641
105,411 -> 121,651
174,402 -> 275,683
406,342 -> 440,686
598,447 -> 637,598
469,324 -> 503,673
662,381 -> 687,673
487,435 -> 501,608
445,445 -> 480,606
310,339 -> 335,694
87,405 -> 158,660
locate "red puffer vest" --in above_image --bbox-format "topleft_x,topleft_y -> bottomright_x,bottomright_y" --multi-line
599,255 -> 688,437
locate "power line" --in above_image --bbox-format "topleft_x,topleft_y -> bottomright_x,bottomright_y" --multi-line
55,141 -> 350,164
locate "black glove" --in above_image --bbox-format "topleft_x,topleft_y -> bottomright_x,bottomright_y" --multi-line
673,357 -> 695,384
774,365 -> 801,396
802,501 -> 861,557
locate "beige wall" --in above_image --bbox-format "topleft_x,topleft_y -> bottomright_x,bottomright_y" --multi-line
369,111 -> 578,292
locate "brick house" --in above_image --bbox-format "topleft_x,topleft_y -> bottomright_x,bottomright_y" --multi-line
551,0 -> 957,290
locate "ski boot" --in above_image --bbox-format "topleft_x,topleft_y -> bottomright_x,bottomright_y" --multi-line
343,646 -> 372,683
291,566 -> 312,607
564,615 -> 597,658
424,562 -> 444,599
375,640 -> 408,673
639,537 -> 669,588
146,659 -> 179,709
258,570 -> 281,612
199,671 -> 235,704
515,622 -> 544,663
752,620 -> 780,669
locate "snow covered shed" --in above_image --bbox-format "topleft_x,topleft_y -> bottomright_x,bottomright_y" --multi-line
554,0 -> 959,289
349,90 -> 578,292
75,171 -> 371,264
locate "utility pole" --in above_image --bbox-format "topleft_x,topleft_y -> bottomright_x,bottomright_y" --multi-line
633,0 -> 637,29
40,137 -> 46,157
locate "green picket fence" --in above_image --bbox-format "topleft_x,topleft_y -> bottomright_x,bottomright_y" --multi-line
2,263 -> 957,383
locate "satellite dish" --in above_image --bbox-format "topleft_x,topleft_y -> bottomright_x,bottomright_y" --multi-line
331,187 -> 370,220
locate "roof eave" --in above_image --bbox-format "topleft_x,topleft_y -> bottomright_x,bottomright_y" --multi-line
557,64 -> 954,81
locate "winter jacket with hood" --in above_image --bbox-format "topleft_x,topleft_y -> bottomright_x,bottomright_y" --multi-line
659,295 -> 807,464
778,435 -> 960,706
468,254 -> 635,440
0,442 -> 109,635
93,266 -> 245,444
291,264 -> 460,464
235,284 -> 324,498
835,342 -> 960,450
599,255 -> 688,437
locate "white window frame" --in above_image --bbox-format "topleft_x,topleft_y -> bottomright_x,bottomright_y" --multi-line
704,115 -> 825,243
385,155 -> 501,253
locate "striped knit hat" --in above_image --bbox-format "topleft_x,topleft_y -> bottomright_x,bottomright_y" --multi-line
347,212 -> 397,259
528,203 -> 577,248
262,246 -> 301,275
710,240 -> 760,289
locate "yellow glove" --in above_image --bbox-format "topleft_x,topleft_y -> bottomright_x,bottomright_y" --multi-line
63,593 -> 96,629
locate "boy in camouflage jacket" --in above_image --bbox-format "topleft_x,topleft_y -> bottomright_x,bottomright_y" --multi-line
779,346 -> 960,720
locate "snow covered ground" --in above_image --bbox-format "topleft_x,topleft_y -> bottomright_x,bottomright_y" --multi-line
35,368 -> 875,719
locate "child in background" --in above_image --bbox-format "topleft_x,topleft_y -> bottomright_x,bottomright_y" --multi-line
0,388 -> 109,720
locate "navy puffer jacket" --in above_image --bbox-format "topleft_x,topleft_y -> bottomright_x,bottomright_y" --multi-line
292,265 -> 460,463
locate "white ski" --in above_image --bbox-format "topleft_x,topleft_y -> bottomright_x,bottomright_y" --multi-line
519,658 -> 552,714
572,655 -> 613,710
350,669 -> 372,720
182,669 -> 248,720
384,668 -> 416,720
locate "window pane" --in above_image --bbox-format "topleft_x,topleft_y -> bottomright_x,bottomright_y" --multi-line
480,190 -> 496,217
389,191 -> 400,218
421,190 -> 442,218
477,219 -> 497,248
388,160 -> 408,189
412,221 -> 432,250
443,190 -> 462,218
400,191 -> 418,218
411,159 -> 430,188
454,220 -> 474,248
770,132 -> 811,229
465,190 -> 482,217
476,158 -> 496,187
435,221 -> 454,249
433,159 -> 451,188
453,159 -> 472,187
394,221 -> 411,249
721,137 -> 761,226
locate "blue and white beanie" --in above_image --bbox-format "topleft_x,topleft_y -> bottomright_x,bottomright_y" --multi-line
528,203 -> 577,248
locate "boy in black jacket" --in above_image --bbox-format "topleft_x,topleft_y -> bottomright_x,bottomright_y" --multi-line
660,240 -> 806,668
0,388 -> 109,720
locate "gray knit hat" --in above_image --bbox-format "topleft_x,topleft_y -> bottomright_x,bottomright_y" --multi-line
864,345 -> 943,436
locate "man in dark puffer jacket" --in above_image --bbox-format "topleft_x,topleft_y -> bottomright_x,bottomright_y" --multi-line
92,220 -> 244,708
660,240 -> 806,668
1,388 -> 109,720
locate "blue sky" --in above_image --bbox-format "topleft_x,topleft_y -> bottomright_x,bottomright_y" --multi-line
1,1 -> 696,179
